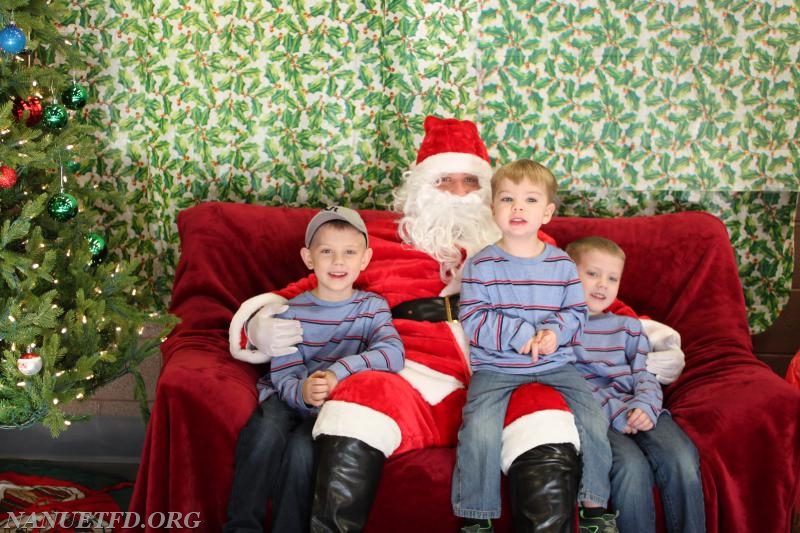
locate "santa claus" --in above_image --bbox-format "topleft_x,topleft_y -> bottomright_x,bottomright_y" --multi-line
230,116 -> 684,532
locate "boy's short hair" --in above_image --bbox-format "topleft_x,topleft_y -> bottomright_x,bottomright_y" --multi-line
565,236 -> 626,265
305,206 -> 368,247
490,159 -> 558,203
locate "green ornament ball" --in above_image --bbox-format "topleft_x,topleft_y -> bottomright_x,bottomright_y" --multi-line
65,160 -> 81,173
46,192 -> 79,221
61,83 -> 88,110
85,232 -> 108,263
42,103 -> 69,130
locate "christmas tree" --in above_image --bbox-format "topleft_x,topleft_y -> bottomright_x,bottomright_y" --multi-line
0,1 -> 174,435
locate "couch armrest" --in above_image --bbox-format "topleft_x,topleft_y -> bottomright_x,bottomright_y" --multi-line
128,340 -> 260,532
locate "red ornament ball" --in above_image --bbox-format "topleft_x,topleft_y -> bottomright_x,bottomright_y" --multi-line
12,96 -> 43,127
0,165 -> 18,189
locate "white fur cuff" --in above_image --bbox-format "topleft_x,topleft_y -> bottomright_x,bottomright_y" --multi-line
399,360 -> 465,405
313,400 -> 402,457
228,292 -> 287,363
501,410 -> 580,474
640,318 -> 681,350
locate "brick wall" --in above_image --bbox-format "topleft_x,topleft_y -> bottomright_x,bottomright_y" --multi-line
63,355 -> 160,418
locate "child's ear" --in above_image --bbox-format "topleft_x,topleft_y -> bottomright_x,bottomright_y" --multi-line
542,202 -> 556,224
360,247 -> 373,271
300,247 -> 314,270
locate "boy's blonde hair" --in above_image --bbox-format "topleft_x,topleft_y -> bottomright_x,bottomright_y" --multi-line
565,236 -> 626,265
490,159 -> 558,203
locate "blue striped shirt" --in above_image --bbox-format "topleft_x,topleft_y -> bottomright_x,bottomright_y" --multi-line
459,243 -> 588,374
264,290 -> 404,415
574,313 -> 663,432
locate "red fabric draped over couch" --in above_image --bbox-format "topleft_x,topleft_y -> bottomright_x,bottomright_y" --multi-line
126,202 -> 800,532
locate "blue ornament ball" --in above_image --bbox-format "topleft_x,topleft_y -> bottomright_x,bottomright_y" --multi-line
0,23 -> 26,55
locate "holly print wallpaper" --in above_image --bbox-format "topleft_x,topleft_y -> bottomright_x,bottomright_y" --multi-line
61,0 -> 797,333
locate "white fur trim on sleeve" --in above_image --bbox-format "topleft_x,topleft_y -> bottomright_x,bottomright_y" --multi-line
228,292 -> 288,364
640,318 -> 681,351
312,400 -> 402,457
500,410 -> 580,474
399,360 -> 465,405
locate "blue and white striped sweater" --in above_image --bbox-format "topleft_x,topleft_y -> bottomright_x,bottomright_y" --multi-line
260,290 -> 404,415
574,312 -> 663,431
459,243 -> 588,374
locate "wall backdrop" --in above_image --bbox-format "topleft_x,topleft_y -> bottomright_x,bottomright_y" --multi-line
62,0 -> 798,333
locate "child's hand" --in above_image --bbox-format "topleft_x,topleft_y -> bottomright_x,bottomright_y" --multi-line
302,371 -> 330,407
321,370 -> 339,395
519,337 -> 535,357
622,408 -> 653,434
533,330 -> 557,355
520,330 -> 557,363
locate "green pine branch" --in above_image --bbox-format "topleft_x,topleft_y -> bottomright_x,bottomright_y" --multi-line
1,0 -> 177,436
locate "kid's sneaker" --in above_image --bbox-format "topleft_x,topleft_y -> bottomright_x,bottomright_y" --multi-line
578,508 -> 619,533
460,519 -> 493,533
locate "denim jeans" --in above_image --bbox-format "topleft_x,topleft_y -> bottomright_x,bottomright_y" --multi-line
223,395 -> 317,533
609,412 -> 705,533
451,366 -> 612,519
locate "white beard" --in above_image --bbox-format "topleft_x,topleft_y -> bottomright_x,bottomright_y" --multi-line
393,177 -> 500,283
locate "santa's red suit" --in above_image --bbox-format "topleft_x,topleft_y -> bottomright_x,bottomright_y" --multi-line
228,116 -> 682,531
230,215 -> 579,470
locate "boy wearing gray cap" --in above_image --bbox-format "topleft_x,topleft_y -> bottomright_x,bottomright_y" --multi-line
224,206 -> 405,533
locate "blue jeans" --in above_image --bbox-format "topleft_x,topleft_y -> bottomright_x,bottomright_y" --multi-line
224,395 -> 316,533
609,412 -> 705,533
451,366 -> 612,519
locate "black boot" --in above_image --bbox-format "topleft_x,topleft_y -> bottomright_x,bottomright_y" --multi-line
310,435 -> 385,533
508,443 -> 580,533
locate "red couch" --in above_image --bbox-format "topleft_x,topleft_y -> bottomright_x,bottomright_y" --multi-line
128,202 -> 800,532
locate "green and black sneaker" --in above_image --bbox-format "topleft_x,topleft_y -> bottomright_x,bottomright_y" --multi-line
460,518 -> 493,533
578,508 -> 619,533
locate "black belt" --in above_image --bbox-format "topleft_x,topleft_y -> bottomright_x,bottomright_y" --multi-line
391,295 -> 460,323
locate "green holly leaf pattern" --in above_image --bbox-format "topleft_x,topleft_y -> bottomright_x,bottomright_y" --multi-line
57,0 -> 798,333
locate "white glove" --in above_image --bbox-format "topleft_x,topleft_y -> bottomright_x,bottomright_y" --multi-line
246,303 -> 303,359
640,318 -> 685,385
646,347 -> 685,385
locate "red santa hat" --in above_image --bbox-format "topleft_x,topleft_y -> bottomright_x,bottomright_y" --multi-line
411,116 -> 493,189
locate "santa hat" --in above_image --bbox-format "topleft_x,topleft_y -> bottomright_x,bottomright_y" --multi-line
411,116 -> 492,189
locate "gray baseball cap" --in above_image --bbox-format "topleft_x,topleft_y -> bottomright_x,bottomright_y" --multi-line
304,206 -> 369,248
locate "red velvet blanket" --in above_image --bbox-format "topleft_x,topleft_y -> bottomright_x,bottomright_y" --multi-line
127,203 -> 800,533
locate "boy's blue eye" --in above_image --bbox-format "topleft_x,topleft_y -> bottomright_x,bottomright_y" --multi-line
527,197 -> 538,203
